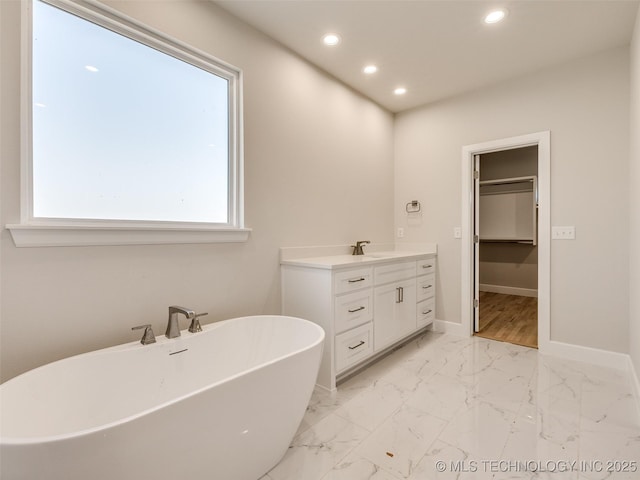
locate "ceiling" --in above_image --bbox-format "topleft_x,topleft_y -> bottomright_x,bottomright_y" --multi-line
215,0 -> 639,113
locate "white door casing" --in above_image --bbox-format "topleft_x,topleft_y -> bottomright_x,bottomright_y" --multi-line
461,131 -> 551,350
473,154 -> 480,333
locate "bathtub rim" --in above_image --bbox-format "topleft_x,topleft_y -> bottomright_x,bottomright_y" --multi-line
0,314 -> 324,445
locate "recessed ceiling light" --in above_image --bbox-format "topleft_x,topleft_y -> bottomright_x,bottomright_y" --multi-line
484,9 -> 507,24
394,87 -> 407,95
85,65 -> 99,72
322,33 -> 341,46
363,65 -> 378,75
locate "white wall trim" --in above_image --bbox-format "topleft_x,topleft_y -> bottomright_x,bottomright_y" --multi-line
6,223 -> 252,247
541,340 -> 630,371
433,319 -> 466,337
461,131 -> 551,349
542,344 -> 640,418
479,284 -> 538,297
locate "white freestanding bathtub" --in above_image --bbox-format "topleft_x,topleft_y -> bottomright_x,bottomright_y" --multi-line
0,315 -> 324,480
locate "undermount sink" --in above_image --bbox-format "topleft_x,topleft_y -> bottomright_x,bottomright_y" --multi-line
363,252 -> 409,259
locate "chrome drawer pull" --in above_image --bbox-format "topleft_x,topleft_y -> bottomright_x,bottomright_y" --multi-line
422,264 -> 432,268
348,277 -> 366,283
422,309 -> 433,315
422,285 -> 432,289
348,340 -> 365,350
348,306 -> 365,313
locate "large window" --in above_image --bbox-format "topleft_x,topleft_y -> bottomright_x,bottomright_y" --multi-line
9,0 -> 247,246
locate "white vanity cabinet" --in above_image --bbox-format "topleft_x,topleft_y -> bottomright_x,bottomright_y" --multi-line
281,251 -> 437,391
373,262 -> 417,352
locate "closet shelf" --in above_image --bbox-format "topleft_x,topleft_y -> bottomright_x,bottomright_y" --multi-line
479,175 -> 536,186
480,238 -> 535,245
479,176 -> 537,197
478,175 -> 538,246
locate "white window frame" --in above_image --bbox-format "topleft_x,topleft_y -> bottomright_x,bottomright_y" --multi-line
7,0 -> 249,247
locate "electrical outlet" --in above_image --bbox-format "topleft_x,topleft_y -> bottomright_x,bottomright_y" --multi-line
397,227 -> 405,238
552,226 -> 575,240
454,227 -> 462,239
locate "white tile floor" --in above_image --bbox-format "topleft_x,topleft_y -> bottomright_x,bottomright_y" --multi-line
261,332 -> 640,480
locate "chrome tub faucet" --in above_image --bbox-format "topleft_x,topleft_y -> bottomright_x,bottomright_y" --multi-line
165,306 -> 196,338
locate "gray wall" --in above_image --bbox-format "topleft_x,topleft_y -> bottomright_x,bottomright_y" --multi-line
480,146 -> 538,180
0,0 -> 395,381
630,9 -> 640,379
479,244 -> 538,292
1,0 -> 636,382
395,47 -> 630,353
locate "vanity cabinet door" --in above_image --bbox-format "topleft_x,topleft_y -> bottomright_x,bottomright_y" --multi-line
373,278 -> 416,352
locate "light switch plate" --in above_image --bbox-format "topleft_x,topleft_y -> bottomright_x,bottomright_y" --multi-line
397,227 -> 405,238
454,227 -> 462,239
552,226 -> 575,240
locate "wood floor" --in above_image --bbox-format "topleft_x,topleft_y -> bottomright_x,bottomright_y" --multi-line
475,291 -> 538,349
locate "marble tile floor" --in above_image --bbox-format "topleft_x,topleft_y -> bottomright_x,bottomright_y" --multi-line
260,331 -> 640,480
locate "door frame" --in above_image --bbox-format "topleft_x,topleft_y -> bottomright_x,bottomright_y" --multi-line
461,131 -> 551,351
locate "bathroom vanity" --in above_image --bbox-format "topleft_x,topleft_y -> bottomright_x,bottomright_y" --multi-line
281,246 -> 436,391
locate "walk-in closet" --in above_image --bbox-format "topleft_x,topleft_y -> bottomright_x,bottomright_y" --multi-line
475,146 -> 539,348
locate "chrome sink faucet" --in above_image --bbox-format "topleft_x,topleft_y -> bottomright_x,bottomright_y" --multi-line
351,240 -> 370,255
165,306 -> 196,338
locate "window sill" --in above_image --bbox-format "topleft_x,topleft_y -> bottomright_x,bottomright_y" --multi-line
6,223 -> 252,247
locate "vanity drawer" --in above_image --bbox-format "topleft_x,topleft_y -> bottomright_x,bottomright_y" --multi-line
374,261 -> 416,285
335,289 -> 373,334
417,257 -> 436,276
335,322 -> 373,373
417,298 -> 435,328
334,267 -> 373,295
416,273 -> 436,302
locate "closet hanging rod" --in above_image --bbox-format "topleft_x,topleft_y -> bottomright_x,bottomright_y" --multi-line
479,175 -> 536,186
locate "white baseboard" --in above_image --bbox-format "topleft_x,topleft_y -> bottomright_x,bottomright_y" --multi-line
628,356 -> 640,420
433,319 -> 468,337
540,340 -> 630,371
436,320 -> 627,371
479,284 -> 538,297
431,319 -> 640,417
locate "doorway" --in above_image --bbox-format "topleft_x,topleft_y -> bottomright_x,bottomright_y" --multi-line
461,132 -> 550,351
474,146 -> 539,348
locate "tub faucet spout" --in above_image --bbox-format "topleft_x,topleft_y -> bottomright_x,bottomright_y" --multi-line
166,306 -> 195,339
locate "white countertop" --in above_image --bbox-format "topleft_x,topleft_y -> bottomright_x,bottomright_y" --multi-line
280,245 -> 436,270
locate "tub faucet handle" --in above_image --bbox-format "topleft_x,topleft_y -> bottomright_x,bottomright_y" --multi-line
132,324 -> 156,345
189,312 -> 208,333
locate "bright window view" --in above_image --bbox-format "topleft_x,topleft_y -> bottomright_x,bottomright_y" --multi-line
32,0 -> 233,224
